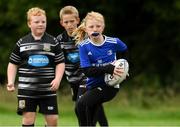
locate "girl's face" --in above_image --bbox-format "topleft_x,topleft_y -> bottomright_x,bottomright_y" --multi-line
28,15 -> 46,37
60,14 -> 80,36
85,18 -> 104,39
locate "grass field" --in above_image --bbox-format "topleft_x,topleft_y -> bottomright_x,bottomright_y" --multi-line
1,85 -> 180,126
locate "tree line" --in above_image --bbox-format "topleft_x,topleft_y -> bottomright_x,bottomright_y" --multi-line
0,0 -> 179,89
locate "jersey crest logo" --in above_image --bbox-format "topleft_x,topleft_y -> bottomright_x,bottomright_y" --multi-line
19,100 -> 25,109
107,50 -> 113,55
43,44 -> 51,51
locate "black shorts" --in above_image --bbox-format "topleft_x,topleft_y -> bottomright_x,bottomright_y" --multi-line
78,85 -> 119,107
76,85 -> 86,100
17,96 -> 58,115
70,79 -> 86,101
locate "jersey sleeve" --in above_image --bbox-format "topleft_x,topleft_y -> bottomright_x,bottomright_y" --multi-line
9,39 -> 22,65
115,38 -> 128,52
54,39 -> 65,65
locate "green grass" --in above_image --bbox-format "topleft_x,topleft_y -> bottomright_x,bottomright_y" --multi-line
1,86 -> 180,126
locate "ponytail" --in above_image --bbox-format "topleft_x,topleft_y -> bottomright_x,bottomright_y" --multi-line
73,21 -> 86,45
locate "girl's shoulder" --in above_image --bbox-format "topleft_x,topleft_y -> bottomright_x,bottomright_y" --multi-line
78,38 -> 90,47
105,36 -> 119,44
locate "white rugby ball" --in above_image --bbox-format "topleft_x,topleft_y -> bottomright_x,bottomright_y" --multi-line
104,59 -> 129,86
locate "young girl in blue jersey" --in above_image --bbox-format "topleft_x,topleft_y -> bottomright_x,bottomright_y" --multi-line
57,6 -> 108,126
73,11 -> 128,126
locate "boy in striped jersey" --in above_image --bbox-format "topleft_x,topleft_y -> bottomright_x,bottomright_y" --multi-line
7,7 -> 65,126
57,6 -> 108,126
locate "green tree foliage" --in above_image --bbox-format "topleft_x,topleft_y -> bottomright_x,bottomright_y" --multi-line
0,0 -> 179,88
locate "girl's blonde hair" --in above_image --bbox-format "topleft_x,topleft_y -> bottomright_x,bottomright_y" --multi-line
59,6 -> 79,20
27,7 -> 46,22
73,11 -> 105,44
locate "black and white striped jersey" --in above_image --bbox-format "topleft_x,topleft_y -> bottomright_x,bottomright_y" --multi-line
9,32 -> 65,98
56,31 -> 85,84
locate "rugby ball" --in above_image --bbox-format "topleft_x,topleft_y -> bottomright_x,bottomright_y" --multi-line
104,59 -> 129,86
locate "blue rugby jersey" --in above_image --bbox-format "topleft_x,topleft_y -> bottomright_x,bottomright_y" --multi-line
79,36 -> 127,89
9,32 -> 65,98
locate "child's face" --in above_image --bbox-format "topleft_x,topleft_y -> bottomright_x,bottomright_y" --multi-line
60,14 -> 79,36
28,15 -> 46,37
85,18 -> 104,39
